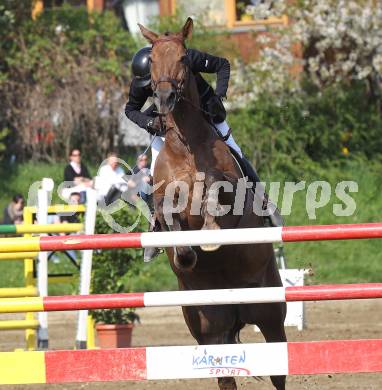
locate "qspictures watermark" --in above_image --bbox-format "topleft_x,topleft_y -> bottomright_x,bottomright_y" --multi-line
160,178 -> 357,225
27,159 -> 359,232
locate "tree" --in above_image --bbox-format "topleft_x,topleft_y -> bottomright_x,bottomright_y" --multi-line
230,0 -> 382,105
0,3 -> 138,162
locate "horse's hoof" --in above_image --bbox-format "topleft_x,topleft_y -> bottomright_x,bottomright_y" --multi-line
200,244 -> 221,252
174,248 -> 197,271
200,221 -> 221,251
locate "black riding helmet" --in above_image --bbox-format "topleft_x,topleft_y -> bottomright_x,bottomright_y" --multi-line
131,47 -> 151,88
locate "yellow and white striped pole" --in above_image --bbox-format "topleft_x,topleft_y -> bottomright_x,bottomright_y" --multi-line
24,208 -> 36,350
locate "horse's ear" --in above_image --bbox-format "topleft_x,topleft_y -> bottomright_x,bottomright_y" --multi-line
182,17 -> 193,40
138,23 -> 159,44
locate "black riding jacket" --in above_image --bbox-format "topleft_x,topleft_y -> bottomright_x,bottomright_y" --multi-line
125,48 -> 230,130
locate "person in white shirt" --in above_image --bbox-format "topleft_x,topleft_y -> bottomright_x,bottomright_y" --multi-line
96,152 -> 128,203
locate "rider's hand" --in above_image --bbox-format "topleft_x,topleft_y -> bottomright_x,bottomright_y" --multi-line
207,94 -> 226,123
146,117 -> 164,135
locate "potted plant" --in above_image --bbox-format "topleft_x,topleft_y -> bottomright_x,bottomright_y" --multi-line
92,309 -> 139,349
91,206 -> 145,348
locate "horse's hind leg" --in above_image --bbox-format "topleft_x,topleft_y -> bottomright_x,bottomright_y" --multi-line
239,257 -> 287,389
252,269 -> 287,388
258,261 -> 287,390
217,377 -> 237,390
255,302 -> 287,390
182,305 -> 240,390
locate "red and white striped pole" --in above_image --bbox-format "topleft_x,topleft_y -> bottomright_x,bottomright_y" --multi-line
1,223 -> 382,253
2,283 -> 382,313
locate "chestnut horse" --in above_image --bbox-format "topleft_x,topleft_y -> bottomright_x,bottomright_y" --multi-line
139,18 -> 287,390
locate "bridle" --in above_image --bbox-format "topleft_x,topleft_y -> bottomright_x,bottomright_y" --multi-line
150,36 -> 190,105
150,36 -> 232,142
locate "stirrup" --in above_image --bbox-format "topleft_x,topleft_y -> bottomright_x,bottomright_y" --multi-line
264,212 -> 283,228
262,193 -> 283,227
144,247 -> 161,262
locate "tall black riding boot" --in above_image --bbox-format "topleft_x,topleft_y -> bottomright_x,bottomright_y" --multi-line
241,157 -> 284,227
143,195 -> 162,262
143,217 -> 162,262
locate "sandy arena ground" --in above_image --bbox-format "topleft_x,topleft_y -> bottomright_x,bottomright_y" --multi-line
1,299 -> 382,389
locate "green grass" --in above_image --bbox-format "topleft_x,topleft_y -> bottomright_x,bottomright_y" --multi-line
0,158 -> 381,294
0,251 -> 80,294
0,162 -> 98,209
0,161 -> 94,293
278,159 -> 382,283
124,253 -> 178,292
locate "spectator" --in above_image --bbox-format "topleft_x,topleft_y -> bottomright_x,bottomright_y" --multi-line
131,154 -> 151,203
3,194 -> 24,224
63,149 -> 93,203
60,192 -> 81,224
64,149 -> 92,185
96,152 -> 128,205
133,154 -> 150,175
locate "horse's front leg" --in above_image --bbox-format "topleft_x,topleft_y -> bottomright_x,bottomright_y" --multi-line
201,171 -> 222,230
200,171 -> 230,251
171,214 -> 198,271
154,193 -> 197,271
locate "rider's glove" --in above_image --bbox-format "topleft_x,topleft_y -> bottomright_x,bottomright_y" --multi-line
146,117 -> 164,136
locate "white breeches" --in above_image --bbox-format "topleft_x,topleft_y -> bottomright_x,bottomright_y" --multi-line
214,121 -> 243,158
150,120 -> 243,175
150,135 -> 165,174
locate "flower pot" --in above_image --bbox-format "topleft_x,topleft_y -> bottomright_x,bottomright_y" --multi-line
95,323 -> 133,349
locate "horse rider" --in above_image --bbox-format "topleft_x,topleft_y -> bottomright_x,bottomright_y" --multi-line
125,47 -> 282,261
